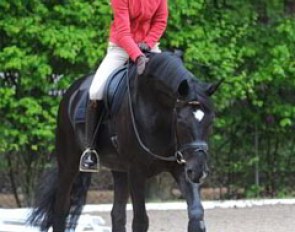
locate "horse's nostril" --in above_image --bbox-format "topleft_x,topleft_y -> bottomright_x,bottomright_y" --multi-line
186,169 -> 201,183
187,169 -> 194,180
187,169 -> 193,175
203,167 -> 210,176
201,171 -> 208,180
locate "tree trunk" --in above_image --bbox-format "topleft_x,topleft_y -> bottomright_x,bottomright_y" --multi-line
285,0 -> 295,15
7,154 -> 22,207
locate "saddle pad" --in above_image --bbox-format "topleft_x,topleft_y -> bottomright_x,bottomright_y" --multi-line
69,75 -> 94,125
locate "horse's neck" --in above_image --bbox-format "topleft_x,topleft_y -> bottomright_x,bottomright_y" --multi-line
135,95 -> 176,154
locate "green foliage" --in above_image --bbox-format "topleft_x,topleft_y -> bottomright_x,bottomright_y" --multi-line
169,0 -> 295,198
0,0 -> 295,204
0,0 -> 112,206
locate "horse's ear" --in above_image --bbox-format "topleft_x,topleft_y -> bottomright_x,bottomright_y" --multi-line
205,79 -> 223,96
178,79 -> 189,98
173,49 -> 184,60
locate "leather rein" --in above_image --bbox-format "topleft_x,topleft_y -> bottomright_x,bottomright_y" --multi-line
126,62 -> 208,165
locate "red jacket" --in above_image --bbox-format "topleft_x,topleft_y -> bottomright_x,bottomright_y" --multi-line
110,0 -> 168,61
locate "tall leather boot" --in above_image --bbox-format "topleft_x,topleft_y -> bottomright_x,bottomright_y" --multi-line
79,100 -> 102,172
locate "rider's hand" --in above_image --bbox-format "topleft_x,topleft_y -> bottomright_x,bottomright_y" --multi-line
136,55 -> 149,75
138,42 -> 151,53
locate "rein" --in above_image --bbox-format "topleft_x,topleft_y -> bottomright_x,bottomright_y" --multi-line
126,61 -> 208,164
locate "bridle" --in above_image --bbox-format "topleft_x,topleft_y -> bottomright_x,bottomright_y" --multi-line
126,62 -> 209,165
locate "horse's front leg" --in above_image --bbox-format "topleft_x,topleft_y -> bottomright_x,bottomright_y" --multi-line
111,171 -> 129,232
171,168 -> 206,232
128,167 -> 149,232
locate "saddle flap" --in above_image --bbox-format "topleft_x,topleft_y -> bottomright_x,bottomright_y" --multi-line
69,63 -> 135,126
103,65 -> 129,115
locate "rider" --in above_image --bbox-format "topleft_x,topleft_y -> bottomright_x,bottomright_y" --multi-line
80,0 -> 168,172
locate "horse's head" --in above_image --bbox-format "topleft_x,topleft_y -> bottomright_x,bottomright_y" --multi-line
176,79 -> 220,184
134,52 -> 220,183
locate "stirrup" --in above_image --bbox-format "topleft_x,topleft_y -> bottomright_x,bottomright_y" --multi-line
79,148 -> 100,172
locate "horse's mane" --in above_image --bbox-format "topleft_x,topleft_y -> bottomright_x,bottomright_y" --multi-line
146,52 -> 212,110
146,52 -> 191,81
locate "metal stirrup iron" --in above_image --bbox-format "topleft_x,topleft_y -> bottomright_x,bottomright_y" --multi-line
79,148 -> 100,172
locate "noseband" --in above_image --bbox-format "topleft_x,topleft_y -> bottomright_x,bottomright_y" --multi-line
126,63 -> 208,165
175,141 -> 209,164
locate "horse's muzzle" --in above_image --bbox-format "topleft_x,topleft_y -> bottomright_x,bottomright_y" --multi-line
185,150 -> 210,184
186,166 -> 209,184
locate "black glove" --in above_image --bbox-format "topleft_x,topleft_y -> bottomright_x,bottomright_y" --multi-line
138,42 -> 151,53
136,55 -> 149,75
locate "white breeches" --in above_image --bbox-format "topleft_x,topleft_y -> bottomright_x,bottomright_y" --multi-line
89,42 -> 161,100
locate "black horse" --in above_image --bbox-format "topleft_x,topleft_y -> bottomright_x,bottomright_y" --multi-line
29,52 -> 220,232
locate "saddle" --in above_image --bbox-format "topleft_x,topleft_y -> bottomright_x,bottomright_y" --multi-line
68,62 -> 136,127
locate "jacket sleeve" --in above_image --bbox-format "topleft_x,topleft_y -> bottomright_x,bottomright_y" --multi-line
111,0 -> 143,61
144,0 -> 168,49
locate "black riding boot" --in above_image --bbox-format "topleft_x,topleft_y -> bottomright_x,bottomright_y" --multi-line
79,100 -> 102,172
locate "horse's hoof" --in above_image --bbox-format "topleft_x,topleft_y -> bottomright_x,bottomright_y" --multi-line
188,220 -> 206,232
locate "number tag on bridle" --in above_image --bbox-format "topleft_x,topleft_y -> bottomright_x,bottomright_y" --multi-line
193,110 -> 205,122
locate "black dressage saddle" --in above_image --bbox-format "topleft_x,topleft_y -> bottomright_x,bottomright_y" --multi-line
68,62 -> 136,127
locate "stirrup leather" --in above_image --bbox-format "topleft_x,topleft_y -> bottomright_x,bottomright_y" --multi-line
79,148 -> 100,172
